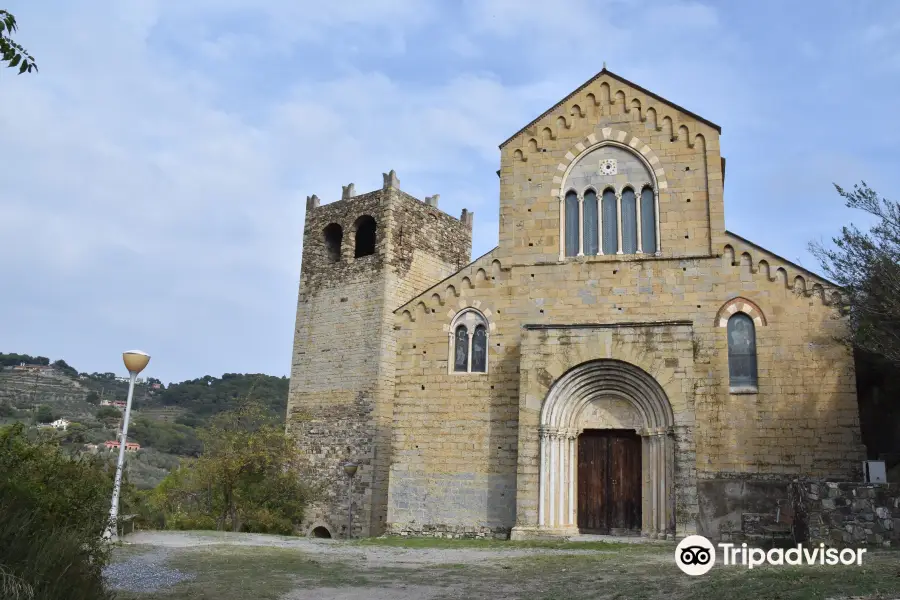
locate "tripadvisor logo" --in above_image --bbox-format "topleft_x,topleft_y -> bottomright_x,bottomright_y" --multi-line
675,535 -> 867,576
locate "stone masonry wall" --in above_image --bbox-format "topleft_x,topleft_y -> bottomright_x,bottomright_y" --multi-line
792,481 -> 900,548
377,70 -> 864,539
392,236 -> 865,537
288,179 -> 471,538
516,324 -> 699,534
497,71 -> 727,269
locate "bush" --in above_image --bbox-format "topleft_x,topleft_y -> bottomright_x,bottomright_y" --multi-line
34,405 -> 56,424
0,423 -> 115,599
95,406 -> 121,421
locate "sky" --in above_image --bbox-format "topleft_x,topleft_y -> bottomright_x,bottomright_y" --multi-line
1,1 -> 898,384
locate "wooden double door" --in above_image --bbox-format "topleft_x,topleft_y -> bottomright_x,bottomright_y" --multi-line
577,429 -> 642,534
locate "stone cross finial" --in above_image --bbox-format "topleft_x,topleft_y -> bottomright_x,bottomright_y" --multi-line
460,208 -> 474,228
424,194 -> 440,208
383,169 -> 400,190
342,183 -> 356,200
306,194 -> 320,210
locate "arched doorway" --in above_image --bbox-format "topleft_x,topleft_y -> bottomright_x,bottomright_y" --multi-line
538,359 -> 675,538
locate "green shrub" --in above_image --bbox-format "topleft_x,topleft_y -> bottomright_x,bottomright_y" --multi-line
0,423 -> 115,599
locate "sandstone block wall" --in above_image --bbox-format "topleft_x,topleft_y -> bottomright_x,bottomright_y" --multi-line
497,70 -> 726,268
295,69 -> 868,540
288,181 -> 471,538
389,73 -> 864,538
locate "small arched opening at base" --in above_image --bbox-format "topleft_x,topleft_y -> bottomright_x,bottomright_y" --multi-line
311,526 -> 332,539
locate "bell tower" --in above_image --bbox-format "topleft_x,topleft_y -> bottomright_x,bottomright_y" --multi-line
287,171 -> 473,537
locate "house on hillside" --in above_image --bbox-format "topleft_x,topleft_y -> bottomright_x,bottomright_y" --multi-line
13,363 -> 52,373
104,440 -> 139,452
50,419 -> 70,430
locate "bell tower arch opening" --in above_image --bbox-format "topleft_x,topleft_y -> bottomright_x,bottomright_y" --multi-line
537,359 -> 676,539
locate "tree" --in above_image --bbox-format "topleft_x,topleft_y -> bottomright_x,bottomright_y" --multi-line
810,182 -> 900,364
51,359 -> 78,378
85,391 -> 100,405
95,406 -> 121,423
153,401 -> 310,534
34,405 -> 56,424
0,11 -> 36,74
0,423 -> 114,599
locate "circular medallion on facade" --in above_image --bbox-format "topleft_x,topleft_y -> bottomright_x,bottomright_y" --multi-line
599,158 -> 617,176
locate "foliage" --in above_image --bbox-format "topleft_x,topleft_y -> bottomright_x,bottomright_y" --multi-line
0,353 -> 49,367
85,391 -> 100,405
810,182 -> 900,364
129,417 -> 202,456
156,373 -> 288,422
34,404 -> 56,423
0,423 -> 114,599
0,11 -> 36,74
95,405 -> 122,421
51,359 -> 78,378
86,372 -> 117,381
151,401 -> 310,534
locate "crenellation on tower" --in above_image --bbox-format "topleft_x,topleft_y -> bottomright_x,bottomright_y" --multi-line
382,169 -> 400,190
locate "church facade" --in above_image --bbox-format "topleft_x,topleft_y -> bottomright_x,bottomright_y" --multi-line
287,68 -> 866,542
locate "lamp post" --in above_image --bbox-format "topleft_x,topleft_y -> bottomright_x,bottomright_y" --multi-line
103,350 -> 151,541
343,462 -> 358,539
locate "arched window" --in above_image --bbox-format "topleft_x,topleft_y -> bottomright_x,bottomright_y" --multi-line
583,190 -> 599,256
354,215 -> 376,258
471,325 -> 487,372
621,188 -> 637,254
453,325 -> 469,372
557,143 -> 662,258
601,189 -> 618,255
727,313 -> 758,390
640,187 -> 656,254
448,309 -> 490,374
564,191 -> 579,257
323,223 -> 343,262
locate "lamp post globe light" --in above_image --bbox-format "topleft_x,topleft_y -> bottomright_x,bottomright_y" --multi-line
103,350 -> 150,541
343,463 -> 358,539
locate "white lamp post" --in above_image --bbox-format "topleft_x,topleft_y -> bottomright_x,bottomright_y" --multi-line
103,350 -> 150,541
343,463 -> 358,539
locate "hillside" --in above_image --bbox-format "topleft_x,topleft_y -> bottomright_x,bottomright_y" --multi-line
0,352 -> 289,488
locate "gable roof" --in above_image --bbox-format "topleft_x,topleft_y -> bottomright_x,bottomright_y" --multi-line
499,67 -> 722,149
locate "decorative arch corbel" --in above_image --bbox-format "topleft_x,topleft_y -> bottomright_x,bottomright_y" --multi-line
715,297 -> 767,328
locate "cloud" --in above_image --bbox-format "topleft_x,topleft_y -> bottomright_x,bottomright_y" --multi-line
0,1 -> 897,382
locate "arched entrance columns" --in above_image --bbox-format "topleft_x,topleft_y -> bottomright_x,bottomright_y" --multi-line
537,359 -> 676,539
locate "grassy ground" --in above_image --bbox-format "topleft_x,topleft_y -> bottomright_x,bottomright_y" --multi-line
110,538 -> 900,600
353,535 -> 659,551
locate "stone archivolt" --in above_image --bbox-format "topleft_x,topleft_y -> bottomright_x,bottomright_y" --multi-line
537,359 -> 677,538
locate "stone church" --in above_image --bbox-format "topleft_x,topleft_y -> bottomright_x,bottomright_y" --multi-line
287,68 -> 865,542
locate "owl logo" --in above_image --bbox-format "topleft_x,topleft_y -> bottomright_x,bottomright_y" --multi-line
599,158 -> 617,176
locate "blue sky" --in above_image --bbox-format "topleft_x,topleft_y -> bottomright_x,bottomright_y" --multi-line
1,1 -> 898,384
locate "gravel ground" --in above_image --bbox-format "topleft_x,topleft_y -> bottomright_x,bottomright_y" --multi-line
103,547 -> 196,593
